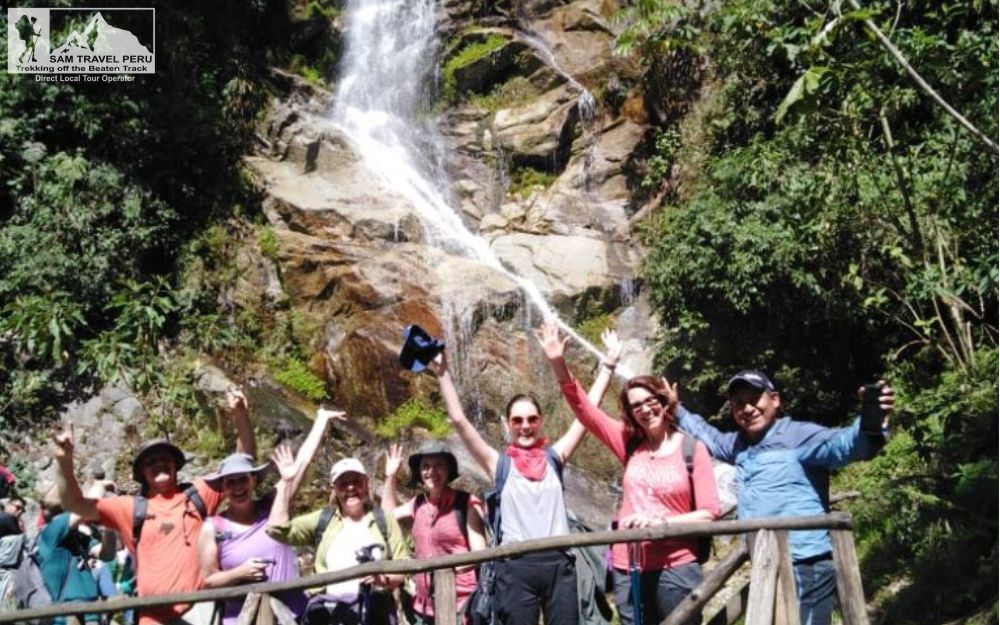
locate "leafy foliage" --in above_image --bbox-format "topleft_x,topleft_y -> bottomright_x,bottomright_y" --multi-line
441,34 -> 508,102
374,396 -> 450,440
0,0 -> 290,427
618,0 -> 997,619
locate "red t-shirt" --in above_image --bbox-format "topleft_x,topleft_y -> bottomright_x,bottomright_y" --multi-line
560,379 -> 720,571
96,480 -> 222,625
405,488 -> 481,617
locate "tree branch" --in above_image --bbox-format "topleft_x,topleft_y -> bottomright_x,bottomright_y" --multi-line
845,0 -> 999,155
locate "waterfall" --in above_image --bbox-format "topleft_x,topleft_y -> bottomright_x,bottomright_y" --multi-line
331,0 -> 631,375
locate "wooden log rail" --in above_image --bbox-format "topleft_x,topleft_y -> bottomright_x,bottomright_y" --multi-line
0,512 -> 862,625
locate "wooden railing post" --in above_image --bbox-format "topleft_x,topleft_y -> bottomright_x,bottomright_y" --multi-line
745,529 -> 779,625
661,538 -> 750,625
269,595 -> 299,625
774,531 -> 801,625
255,594 -> 275,625
831,529 -> 869,625
433,568 -> 457,625
236,592 -> 262,625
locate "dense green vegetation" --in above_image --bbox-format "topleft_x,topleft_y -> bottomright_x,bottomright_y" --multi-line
0,0 -> 293,441
616,0 -> 997,621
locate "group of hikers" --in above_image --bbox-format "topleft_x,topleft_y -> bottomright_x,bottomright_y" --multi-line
5,319 -> 893,625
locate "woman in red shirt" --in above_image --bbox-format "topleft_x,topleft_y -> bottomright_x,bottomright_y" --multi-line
382,441 -> 486,624
538,320 -> 720,625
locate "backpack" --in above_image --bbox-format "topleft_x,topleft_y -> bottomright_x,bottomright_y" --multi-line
13,536 -> 62,624
621,433 -> 712,563
15,15 -> 32,42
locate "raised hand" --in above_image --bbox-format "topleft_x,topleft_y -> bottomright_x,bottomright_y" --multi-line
225,386 -> 248,413
53,422 -> 75,460
534,318 -> 570,361
317,407 -> 347,422
385,443 -> 404,477
859,380 -> 895,417
426,351 -> 448,377
270,443 -> 298,483
601,328 -> 623,367
661,377 -> 680,410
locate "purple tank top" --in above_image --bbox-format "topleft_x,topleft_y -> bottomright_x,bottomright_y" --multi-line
213,505 -> 306,625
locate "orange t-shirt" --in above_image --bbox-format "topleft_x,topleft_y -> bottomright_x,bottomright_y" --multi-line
96,480 -> 222,625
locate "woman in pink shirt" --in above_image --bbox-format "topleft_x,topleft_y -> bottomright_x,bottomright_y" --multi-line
538,320 -> 720,625
381,441 -> 486,624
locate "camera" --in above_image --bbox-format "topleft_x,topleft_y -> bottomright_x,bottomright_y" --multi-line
355,543 -> 382,564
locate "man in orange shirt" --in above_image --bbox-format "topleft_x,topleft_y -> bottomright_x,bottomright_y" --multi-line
53,389 -> 256,625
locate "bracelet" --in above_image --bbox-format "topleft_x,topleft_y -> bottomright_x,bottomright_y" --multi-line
602,361 -> 617,371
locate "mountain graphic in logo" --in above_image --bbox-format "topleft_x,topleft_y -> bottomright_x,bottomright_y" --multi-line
51,11 -> 151,57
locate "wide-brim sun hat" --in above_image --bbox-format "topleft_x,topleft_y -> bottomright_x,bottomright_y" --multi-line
203,452 -> 270,491
329,458 -> 367,483
399,324 -> 445,373
131,438 -> 186,484
406,441 -> 460,487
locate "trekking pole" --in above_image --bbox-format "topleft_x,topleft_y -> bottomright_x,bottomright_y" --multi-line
628,541 -> 643,625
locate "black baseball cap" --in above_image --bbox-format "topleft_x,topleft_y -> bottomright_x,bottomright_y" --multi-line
726,370 -> 776,394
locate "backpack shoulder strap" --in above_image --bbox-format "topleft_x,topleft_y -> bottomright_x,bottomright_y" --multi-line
314,506 -> 335,553
453,490 -> 470,544
681,433 -> 697,508
132,495 -> 148,546
487,453 -> 512,546
493,452 -> 511,495
372,507 -> 392,561
544,447 -> 564,485
182,483 -> 207,520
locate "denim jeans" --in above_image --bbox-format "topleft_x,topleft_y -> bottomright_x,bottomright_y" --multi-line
794,558 -> 837,625
612,562 -> 703,625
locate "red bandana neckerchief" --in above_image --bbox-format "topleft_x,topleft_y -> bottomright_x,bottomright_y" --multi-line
505,438 -> 551,481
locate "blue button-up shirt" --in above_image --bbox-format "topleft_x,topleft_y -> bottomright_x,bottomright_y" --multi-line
676,407 -> 882,562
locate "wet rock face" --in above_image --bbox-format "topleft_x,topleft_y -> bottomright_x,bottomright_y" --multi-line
243,0 -> 656,440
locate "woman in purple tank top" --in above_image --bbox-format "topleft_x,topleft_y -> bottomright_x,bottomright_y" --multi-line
197,408 -> 347,625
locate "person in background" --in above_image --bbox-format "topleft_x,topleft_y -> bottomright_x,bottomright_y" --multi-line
675,370 -> 894,625
382,441 -> 486,624
35,482 -> 116,625
539,319 -> 720,625
197,408 -> 346,625
0,497 -> 26,538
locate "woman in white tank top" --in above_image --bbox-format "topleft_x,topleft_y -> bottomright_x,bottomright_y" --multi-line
427,323 -> 623,625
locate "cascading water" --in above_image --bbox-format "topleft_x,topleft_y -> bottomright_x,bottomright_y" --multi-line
331,0 -> 631,375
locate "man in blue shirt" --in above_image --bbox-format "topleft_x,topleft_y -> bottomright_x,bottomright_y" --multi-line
676,370 -> 894,625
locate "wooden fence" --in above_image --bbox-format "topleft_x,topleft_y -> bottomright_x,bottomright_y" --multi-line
0,512 -> 868,625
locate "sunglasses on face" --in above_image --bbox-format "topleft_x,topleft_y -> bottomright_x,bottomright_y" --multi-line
509,415 -> 541,427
